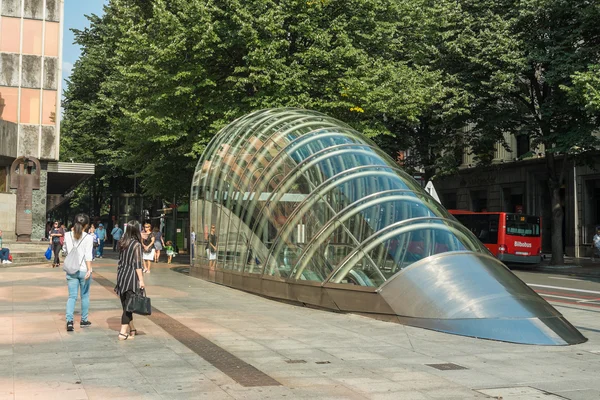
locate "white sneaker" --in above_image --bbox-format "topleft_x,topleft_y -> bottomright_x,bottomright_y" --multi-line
5,260 -> 12,264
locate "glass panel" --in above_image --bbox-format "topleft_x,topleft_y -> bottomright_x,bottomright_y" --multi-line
364,222 -> 469,277
0,86 -> 19,123
506,214 -> 540,237
44,21 -> 59,57
22,19 -> 43,55
339,258 -> 384,287
0,17 -> 21,53
42,90 -> 56,125
330,219 -> 487,284
20,88 -> 41,124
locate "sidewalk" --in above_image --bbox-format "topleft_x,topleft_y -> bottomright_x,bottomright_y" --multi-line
533,254 -> 600,278
1,253 -> 600,399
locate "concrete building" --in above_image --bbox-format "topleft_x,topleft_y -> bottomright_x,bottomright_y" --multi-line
0,0 -> 93,240
434,132 -> 600,257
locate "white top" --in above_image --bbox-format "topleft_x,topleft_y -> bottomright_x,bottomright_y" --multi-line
64,231 -> 94,273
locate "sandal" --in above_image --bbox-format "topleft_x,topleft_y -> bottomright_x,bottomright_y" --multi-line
130,329 -> 137,338
118,333 -> 129,341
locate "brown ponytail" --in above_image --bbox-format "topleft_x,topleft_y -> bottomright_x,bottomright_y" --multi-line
73,213 -> 90,240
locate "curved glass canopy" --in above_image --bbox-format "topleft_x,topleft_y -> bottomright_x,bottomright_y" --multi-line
190,108 -> 585,346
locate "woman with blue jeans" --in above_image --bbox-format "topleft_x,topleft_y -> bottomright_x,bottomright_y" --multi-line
63,213 -> 94,332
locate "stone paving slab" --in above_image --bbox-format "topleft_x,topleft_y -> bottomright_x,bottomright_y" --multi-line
1,255 -> 600,399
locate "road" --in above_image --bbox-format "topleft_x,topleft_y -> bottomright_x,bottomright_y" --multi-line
513,268 -> 600,335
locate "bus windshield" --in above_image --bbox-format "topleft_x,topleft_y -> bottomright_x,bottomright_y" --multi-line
506,215 -> 540,237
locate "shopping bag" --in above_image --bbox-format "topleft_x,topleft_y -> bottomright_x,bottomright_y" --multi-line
44,245 -> 52,260
125,289 -> 152,315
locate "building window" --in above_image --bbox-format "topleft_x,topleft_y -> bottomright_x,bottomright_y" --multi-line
20,88 -> 41,124
22,19 -> 43,55
42,90 -> 56,124
0,167 -> 7,192
0,17 -> 21,53
470,190 -> 488,212
516,135 -> 530,158
0,87 -> 19,123
44,21 -> 59,57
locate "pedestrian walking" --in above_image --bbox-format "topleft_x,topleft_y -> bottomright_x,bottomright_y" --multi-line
141,223 -> 155,273
114,220 -> 146,340
111,223 -> 123,251
63,213 -> 94,332
49,221 -> 64,268
190,227 -> 196,260
593,228 -> 600,262
152,226 -> 164,263
96,223 -> 107,258
208,224 -> 217,269
165,240 -> 175,264
89,225 -> 99,261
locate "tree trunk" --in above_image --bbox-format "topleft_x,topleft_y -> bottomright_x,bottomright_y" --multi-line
545,150 -> 566,265
550,184 -> 564,265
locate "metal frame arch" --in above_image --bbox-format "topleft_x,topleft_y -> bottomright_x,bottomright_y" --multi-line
264,167 -> 416,275
214,111 -> 326,268
249,145 -> 398,242
236,132 -> 371,257
228,126 -> 357,268
329,218 -> 485,285
291,193 -> 431,281
251,145 -> 396,235
263,169 -> 412,278
247,144 -> 387,252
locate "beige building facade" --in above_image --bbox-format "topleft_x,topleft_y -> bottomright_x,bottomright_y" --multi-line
435,133 -> 600,257
0,0 -> 93,240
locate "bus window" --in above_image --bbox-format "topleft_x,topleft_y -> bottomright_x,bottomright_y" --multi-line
453,214 -> 499,244
506,215 -> 540,237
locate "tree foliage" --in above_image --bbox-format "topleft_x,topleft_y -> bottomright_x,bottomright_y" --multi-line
61,0 -> 600,262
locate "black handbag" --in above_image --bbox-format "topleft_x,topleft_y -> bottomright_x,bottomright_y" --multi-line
125,289 -> 152,315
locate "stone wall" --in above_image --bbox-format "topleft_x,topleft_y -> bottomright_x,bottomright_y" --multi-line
0,121 -> 18,158
31,166 -> 47,240
0,53 -> 19,86
0,193 -> 16,240
18,125 -> 39,156
1,0 -> 22,17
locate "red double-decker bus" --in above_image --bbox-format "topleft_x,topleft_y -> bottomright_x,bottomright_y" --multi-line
448,210 -> 542,265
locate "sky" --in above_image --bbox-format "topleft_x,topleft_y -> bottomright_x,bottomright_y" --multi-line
62,0 -> 108,92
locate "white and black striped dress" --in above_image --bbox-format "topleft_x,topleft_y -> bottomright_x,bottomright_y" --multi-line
115,240 -> 143,295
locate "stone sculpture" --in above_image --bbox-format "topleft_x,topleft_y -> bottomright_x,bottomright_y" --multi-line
10,156 -> 41,242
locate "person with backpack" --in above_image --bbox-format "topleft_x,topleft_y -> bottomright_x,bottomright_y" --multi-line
63,213 -> 94,332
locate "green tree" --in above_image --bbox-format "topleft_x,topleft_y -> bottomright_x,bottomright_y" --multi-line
100,0 -> 453,200
453,0 -> 600,264
61,5 -> 132,218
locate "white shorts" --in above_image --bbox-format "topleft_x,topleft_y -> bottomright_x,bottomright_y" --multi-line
209,251 -> 217,261
143,249 -> 155,261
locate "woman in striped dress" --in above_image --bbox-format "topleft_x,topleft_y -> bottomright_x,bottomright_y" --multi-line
114,220 -> 146,340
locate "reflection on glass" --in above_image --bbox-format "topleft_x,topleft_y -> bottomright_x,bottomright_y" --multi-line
0,17 -> 21,53
20,88 -> 40,124
44,22 -> 60,57
0,87 -> 19,123
22,19 -> 43,55
42,90 -> 56,124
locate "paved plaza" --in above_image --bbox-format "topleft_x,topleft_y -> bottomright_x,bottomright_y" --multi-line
1,255 -> 600,399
